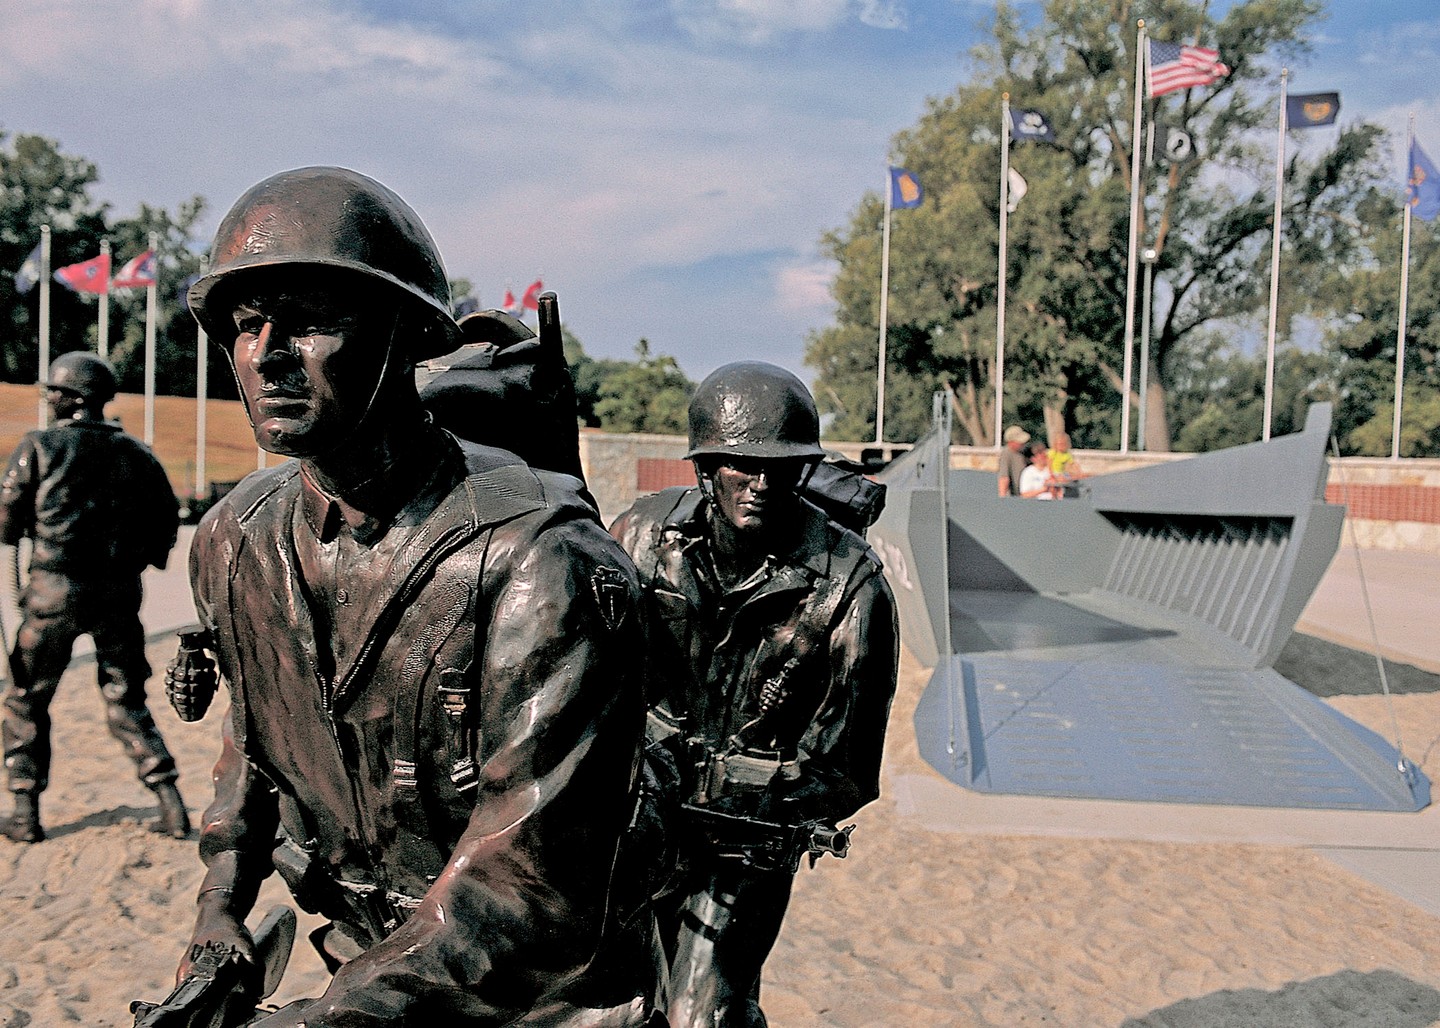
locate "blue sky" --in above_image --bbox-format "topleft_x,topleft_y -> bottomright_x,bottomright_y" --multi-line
2,1 -> 1437,384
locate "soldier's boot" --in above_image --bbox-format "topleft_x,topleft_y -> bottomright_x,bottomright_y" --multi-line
2,792 -> 43,844
151,781 -> 191,839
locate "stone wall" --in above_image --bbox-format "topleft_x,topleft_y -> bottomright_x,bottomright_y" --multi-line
578,430 -> 1440,554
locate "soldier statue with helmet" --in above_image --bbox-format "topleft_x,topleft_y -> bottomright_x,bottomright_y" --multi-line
166,166 -> 662,1026
609,360 -> 899,1028
0,351 -> 187,843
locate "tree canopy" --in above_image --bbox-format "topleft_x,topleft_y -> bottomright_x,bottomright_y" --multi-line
1,131 -> 213,397
806,0 -> 1418,454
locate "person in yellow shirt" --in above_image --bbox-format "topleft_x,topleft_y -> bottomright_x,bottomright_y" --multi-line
1049,432 -> 1087,483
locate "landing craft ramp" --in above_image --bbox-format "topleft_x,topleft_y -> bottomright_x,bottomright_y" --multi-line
870,402 -> 1429,812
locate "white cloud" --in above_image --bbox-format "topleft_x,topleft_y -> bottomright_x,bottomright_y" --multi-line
668,0 -> 909,44
0,1 -> 955,374
859,1 -> 907,30
775,258 -> 837,318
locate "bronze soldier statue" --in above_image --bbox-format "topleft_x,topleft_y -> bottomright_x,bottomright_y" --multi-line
175,166 -> 661,1025
0,351 -> 187,843
610,362 -> 899,1028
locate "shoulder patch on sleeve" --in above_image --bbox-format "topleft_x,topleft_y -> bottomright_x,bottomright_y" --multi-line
591,565 -> 630,632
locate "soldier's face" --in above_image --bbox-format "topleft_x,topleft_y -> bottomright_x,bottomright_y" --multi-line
228,278 -> 396,457
708,458 -> 806,535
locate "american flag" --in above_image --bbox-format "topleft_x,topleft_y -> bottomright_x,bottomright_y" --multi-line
1147,40 -> 1230,98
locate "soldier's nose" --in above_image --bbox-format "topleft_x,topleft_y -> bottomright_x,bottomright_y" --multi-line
250,322 -> 291,371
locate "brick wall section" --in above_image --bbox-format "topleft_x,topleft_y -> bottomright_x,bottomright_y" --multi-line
578,431 -> 1440,552
1326,483 -> 1440,525
637,458 -> 696,492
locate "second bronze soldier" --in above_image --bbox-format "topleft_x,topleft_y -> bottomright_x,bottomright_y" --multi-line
0,351 -> 187,843
611,361 -> 899,1028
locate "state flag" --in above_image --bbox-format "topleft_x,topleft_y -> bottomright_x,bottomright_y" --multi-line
1408,139 -> 1440,222
889,167 -> 923,209
520,278 -> 544,311
53,252 -> 111,294
1147,40 -> 1230,97
1287,92 -> 1340,129
112,249 -> 157,289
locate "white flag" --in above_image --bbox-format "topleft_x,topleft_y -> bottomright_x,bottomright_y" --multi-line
1007,168 -> 1028,213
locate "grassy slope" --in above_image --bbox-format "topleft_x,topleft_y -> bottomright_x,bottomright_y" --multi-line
0,383 -> 262,500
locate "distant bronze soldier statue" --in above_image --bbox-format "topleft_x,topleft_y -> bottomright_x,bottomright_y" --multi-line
610,362 -> 899,1028
0,351 -> 187,843
175,166 -> 660,1025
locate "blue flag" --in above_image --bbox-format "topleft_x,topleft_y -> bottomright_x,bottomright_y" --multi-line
1009,108 -> 1055,143
1409,139 -> 1440,222
13,243 -> 41,294
1286,92 -> 1340,128
889,166 -> 923,209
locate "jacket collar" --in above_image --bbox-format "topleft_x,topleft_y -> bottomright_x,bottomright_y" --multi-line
664,489 -> 833,580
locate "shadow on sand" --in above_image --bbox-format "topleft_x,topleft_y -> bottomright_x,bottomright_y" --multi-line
40,803 -> 192,841
1277,632 -> 1440,697
1123,968 -> 1440,1028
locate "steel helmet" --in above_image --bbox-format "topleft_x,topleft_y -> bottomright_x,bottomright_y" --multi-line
44,351 -> 117,404
187,166 -> 459,361
686,361 -> 827,462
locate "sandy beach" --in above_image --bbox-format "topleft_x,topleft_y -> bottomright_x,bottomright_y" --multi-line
0,627 -> 1437,1024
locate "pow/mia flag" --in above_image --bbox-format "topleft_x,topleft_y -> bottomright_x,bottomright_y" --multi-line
1009,108 -> 1055,144
1162,126 -> 1196,164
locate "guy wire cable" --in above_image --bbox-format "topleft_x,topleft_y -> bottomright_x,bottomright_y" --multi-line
1329,434 -> 1414,785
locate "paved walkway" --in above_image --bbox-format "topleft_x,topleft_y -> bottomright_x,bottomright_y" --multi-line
1296,546 -> 1440,675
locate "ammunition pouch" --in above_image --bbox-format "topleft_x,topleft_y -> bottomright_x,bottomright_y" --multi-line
692,749 -> 798,805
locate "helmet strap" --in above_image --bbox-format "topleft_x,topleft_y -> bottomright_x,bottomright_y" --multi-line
691,459 -> 716,501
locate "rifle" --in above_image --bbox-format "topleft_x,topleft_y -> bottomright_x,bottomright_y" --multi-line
130,905 -> 297,1028
681,803 -> 854,873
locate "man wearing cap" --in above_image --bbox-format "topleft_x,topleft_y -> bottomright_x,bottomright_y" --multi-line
0,351 -> 186,844
610,361 -> 898,1028
998,424 -> 1031,497
176,166 -> 660,1025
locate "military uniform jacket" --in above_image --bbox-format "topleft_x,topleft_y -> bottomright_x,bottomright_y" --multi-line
610,487 -> 898,826
0,417 -> 177,576
191,434 -> 654,1025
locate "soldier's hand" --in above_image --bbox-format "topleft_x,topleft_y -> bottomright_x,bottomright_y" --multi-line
179,902 -> 256,985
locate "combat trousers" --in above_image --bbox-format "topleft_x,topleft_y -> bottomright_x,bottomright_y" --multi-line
2,569 -> 177,795
658,859 -> 794,1028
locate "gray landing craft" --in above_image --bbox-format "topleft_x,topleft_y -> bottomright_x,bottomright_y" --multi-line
870,400 -> 1429,813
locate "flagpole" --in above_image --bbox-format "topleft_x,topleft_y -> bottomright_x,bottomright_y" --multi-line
995,94 -> 1011,450
1263,69 -> 1288,442
143,232 -> 158,445
1393,112 -> 1416,461
37,226 -> 52,430
97,239 -> 111,359
1120,20 -> 1146,455
876,164 -> 894,446
196,259 -> 209,501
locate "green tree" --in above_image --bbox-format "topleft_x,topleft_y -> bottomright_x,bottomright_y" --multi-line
590,339 -> 694,435
807,0 -> 1382,450
2,131 -> 211,397
1,132 -> 110,382
106,198 -> 209,398
1319,212 -> 1440,456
